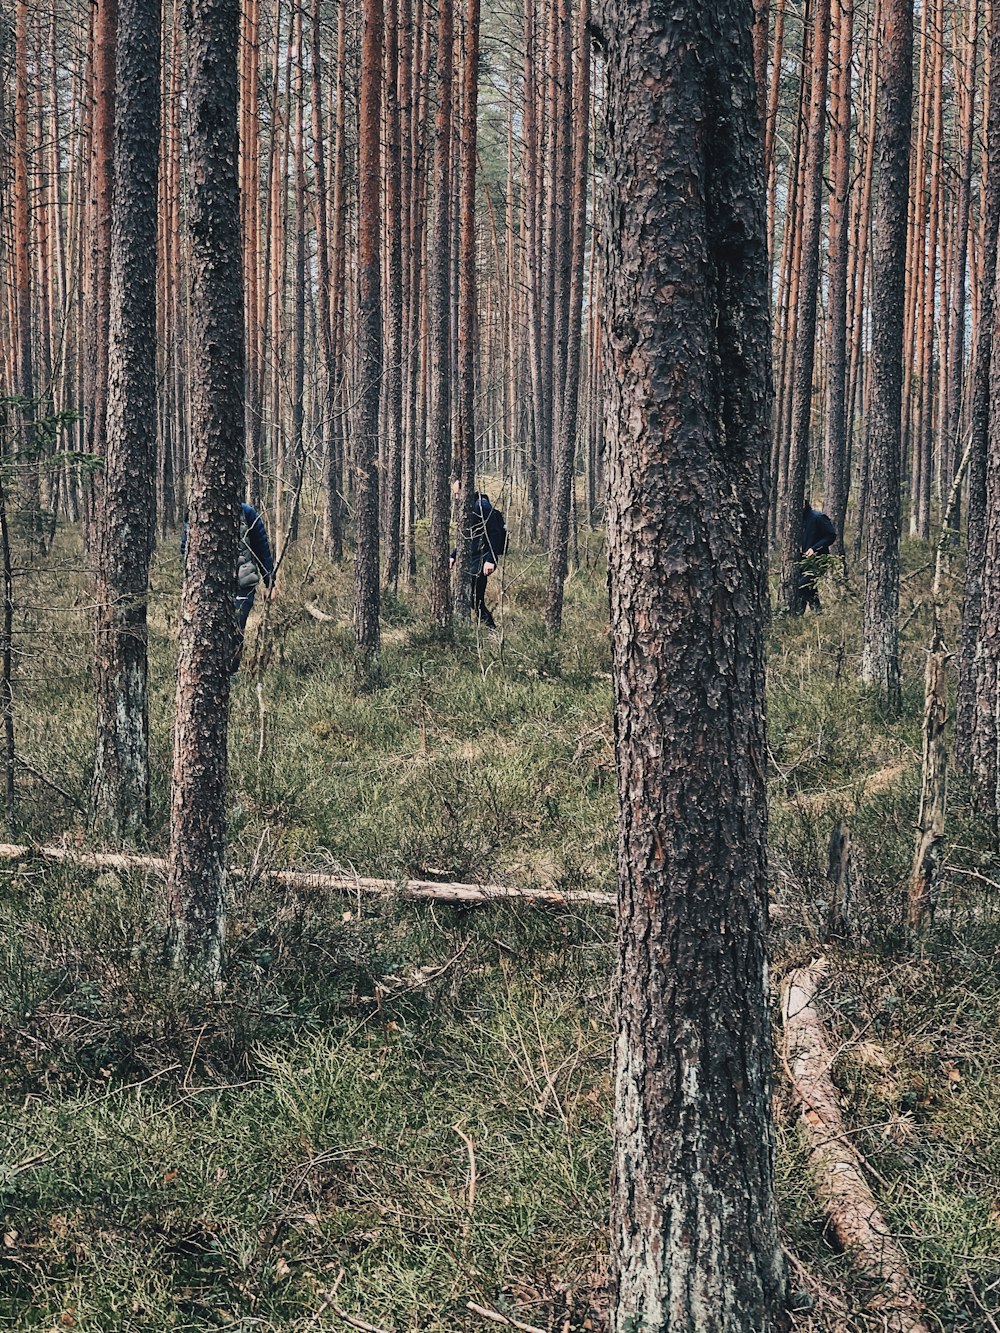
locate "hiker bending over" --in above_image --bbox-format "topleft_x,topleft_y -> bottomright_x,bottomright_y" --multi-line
451,490 -> 508,630
183,502 -> 275,673
798,501 -> 837,612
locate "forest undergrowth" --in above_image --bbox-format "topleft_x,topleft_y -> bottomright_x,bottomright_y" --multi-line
2,522 -> 999,1331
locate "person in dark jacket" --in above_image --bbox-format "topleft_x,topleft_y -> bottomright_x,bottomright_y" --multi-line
182,502 -> 275,673
798,501 -> 837,612
451,490 -> 507,629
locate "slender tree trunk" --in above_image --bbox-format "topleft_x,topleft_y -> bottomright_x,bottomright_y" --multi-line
166,0 -> 245,981
599,2 -> 786,1327
970,5 -> 1000,821
91,0 -> 161,840
13,0 -> 39,539
861,0 -> 913,711
383,0 -> 404,593
778,0 -> 831,612
87,0 -> 119,542
355,0 -> 383,653
545,0 -> 590,632
454,0 -> 480,618
427,0 -> 454,629
824,0 -> 853,549
957,5 -> 1000,769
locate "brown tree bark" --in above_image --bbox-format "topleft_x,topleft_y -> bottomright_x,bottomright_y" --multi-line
427,0 -> 454,629
824,0 -> 853,549
87,0 -> 119,540
166,0 -> 245,980
599,1 -> 786,1326
957,4 -> 1000,770
545,0 -> 590,632
778,0 -> 831,613
325,0 -> 349,561
383,0 -> 404,593
453,0 -> 480,619
861,0 -> 913,711
354,0 -> 383,654
91,0 -> 161,840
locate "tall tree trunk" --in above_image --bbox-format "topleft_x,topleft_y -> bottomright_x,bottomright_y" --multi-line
91,0 -> 161,840
166,0 -> 245,981
956,5 -> 1000,769
427,0 -> 454,629
824,0 -> 853,549
861,0 -> 913,711
87,0 -> 119,543
13,0 -> 40,541
545,0 -> 590,632
599,1 -> 786,1327
325,0 -> 348,561
778,0 -> 831,613
454,0 -> 480,618
383,0 -> 404,592
354,0 -> 383,654
970,6 -> 1000,821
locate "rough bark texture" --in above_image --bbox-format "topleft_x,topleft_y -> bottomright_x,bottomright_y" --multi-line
861,0 -> 912,711
545,0 -> 590,633
958,7 -> 1000,772
599,2 -> 786,1328
88,0 -> 119,535
824,0 -> 853,548
91,0 -> 160,840
166,0 -> 244,980
778,0 -> 830,613
427,0 -> 454,629
909,648 -> 948,927
354,0 -> 382,654
454,0 -> 480,618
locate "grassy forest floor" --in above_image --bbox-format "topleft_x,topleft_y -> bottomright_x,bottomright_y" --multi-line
2,516 -> 999,1331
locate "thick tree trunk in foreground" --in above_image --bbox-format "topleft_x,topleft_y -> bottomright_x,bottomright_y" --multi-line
599,2 -> 786,1328
91,0 -> 160,840
861,0 -> 912,712
166,0 -> 244,980
354,0 -> 383,654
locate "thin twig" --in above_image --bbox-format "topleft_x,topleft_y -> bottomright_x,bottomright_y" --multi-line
453,1123 -> 477,1215
944,865 -> 1000,893
965,1274 -> 1000,1333
13,754 -> 83,810
465,1301 -> 547,1333
326,1304 -> 391,1333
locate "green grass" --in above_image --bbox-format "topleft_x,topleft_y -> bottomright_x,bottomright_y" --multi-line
2,520 -> 999,1329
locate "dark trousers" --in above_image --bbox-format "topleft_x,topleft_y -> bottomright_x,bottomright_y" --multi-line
231,592 -> 255,673
796,567 -> 821,612
473,574 -> 495,628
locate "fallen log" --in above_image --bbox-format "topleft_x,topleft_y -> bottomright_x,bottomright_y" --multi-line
0,842 -> 616,909
782,959 -> 929,1333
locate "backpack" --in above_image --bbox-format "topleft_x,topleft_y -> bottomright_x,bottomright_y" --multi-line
235,513 -> 261,591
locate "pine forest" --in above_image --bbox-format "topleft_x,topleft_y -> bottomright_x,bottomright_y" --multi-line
1,0 -> 1000,1329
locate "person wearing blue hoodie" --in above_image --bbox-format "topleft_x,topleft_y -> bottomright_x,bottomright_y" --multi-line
183,502 -> 275,673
